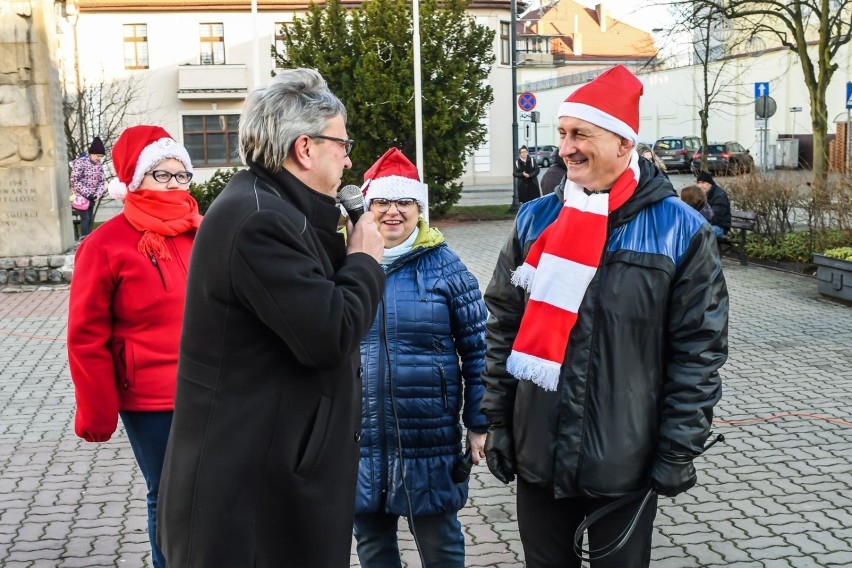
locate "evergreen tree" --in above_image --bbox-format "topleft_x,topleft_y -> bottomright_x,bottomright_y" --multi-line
274,0 -> 494,214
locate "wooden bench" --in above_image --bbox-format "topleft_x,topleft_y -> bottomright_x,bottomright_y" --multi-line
718,209 -> 758,266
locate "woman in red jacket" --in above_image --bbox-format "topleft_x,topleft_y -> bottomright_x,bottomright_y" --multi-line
67,125 -> 202,568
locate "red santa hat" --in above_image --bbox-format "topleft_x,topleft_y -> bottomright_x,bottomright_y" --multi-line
558,65 -> 643,143
107,125 -> 193,201
362,148 -> 428,212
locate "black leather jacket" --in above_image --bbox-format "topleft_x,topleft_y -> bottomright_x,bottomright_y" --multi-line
480,160 -> 728,498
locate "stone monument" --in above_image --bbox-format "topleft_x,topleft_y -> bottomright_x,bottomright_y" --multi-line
0,0 -> 74,258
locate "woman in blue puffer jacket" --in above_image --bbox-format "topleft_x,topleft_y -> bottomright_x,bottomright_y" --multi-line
353,148 -> 488,567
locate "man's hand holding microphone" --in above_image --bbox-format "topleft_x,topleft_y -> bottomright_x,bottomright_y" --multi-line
339,184 -> 384,263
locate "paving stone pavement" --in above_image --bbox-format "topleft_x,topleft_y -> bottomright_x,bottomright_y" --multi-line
1,219 -> 851,567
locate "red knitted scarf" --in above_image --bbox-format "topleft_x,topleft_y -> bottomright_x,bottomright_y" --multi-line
123,189 -> 203,260
507,152 -> 640,390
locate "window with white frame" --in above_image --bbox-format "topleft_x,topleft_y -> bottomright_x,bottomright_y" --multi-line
199,23 -> 225,65
123,24 -> 148,69
500,21 -> 510,65
183,114 -> 240,166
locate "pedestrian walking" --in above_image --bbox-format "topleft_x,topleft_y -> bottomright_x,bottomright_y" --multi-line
514,146 -> 541,203
69,136 -> 106,239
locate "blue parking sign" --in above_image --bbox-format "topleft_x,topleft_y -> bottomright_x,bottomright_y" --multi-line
847,82 -> 852,109
754,82 -> 769,99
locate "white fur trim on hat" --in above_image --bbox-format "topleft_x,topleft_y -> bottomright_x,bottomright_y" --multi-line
129,138 -> 193,191
108,178 -> 128,201
364,175 -> 428,212
558,101 -> 639,143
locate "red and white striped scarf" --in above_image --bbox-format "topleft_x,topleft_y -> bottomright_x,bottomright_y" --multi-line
507,152 -> 640,391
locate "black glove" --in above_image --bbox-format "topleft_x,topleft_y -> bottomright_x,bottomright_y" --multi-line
485,425 -> 516,484
649,453 -> 697,497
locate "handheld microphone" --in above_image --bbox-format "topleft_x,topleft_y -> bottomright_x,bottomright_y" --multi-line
337,184 -> 365,224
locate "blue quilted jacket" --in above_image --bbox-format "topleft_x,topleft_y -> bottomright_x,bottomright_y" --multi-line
355,220 -> 488,516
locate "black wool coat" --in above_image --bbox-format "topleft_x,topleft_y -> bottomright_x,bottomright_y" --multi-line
157,164 -> 385,567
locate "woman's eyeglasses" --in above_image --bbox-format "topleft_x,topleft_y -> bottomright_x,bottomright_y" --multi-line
369,198 -> 418,213
146,170 -> 193,184
310,135 -> 354,157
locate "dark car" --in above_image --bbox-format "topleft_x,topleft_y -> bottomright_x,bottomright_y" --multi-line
691,141 -> 755,175
527,145 -> 558,167
653,136 -> 701,172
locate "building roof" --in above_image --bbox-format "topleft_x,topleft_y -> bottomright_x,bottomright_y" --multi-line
518,0 -> 656,59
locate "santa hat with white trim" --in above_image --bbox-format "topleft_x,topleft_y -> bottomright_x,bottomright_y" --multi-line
362,148 -> 427,212
107,125 -> 193,201
558,65 -> 643,143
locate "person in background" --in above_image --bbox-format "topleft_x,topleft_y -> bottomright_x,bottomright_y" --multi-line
695,171 -> 732,238
67,125 -> 202,568
157,68 -> 385,567
481,65 -> 728,568
514,145 -> 541,203
69,136 -> 106,239
680,184 -> 714,223
540,149 -> 566,196
353,148 -> 488,567
636,142 -> 668,176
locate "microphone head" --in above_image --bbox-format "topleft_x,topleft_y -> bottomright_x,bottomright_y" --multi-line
337,184 -> 364,210
337,184 -> 365,223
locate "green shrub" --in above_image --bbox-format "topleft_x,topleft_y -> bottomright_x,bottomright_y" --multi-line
823,247 -> 852,261
189,167 -> 240,214
746,230 -> 852,263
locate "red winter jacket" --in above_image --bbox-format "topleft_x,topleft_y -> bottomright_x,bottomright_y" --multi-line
67,213 -> 196,442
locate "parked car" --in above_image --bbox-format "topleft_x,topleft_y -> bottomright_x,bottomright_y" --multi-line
527,145 -> 558,167
653,136 -> 701,172
691,141 -> 755,175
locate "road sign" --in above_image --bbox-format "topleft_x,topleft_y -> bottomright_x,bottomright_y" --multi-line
754,82 -> 770,99
846,82 -> 852,109
518,92 -> 537,112
790,107 -> 802,112
755,96 -> 777,118
519,112 -> 531,121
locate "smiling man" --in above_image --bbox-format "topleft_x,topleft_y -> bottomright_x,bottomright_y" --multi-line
157,68 -> 386,567
480,65 -> 729,567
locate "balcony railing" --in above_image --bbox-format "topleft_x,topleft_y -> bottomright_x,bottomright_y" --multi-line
177,64 -> 248,100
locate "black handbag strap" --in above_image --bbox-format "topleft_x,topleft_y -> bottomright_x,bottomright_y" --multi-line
572,487 -> 656,562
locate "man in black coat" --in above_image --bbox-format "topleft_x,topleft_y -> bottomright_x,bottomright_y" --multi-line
157,68 -> 386,567
696,171 -> 732,237
482,66 -> 727,567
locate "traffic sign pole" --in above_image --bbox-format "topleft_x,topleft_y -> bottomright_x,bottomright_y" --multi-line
847,83 -> 852,173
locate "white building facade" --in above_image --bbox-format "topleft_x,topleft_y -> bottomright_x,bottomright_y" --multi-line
63,0 -> 518,186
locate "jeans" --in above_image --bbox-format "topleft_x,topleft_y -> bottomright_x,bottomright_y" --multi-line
120,411 -> 173,568
353,510 -> 464,568
516,478 -> 658,568
78,199 -> 94,237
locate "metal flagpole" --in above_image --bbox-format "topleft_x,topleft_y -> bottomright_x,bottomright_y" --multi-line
412,0 -> 426,219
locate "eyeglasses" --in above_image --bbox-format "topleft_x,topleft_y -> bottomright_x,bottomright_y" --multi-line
146,170 -> 193,184
310,135 -> 354,157
370,198 -> 418,213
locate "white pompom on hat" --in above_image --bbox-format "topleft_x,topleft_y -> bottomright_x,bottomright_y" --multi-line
558,65 -> 643,144
107,125 -> 193,201
362,148 -> 428,212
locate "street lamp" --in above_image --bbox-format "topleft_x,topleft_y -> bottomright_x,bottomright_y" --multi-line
509,0 -> 520,212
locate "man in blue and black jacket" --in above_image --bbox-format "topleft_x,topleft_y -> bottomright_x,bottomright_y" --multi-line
481,65 -> 728,568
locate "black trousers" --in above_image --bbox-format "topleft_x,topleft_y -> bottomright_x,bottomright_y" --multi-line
517,478 -> 658,568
